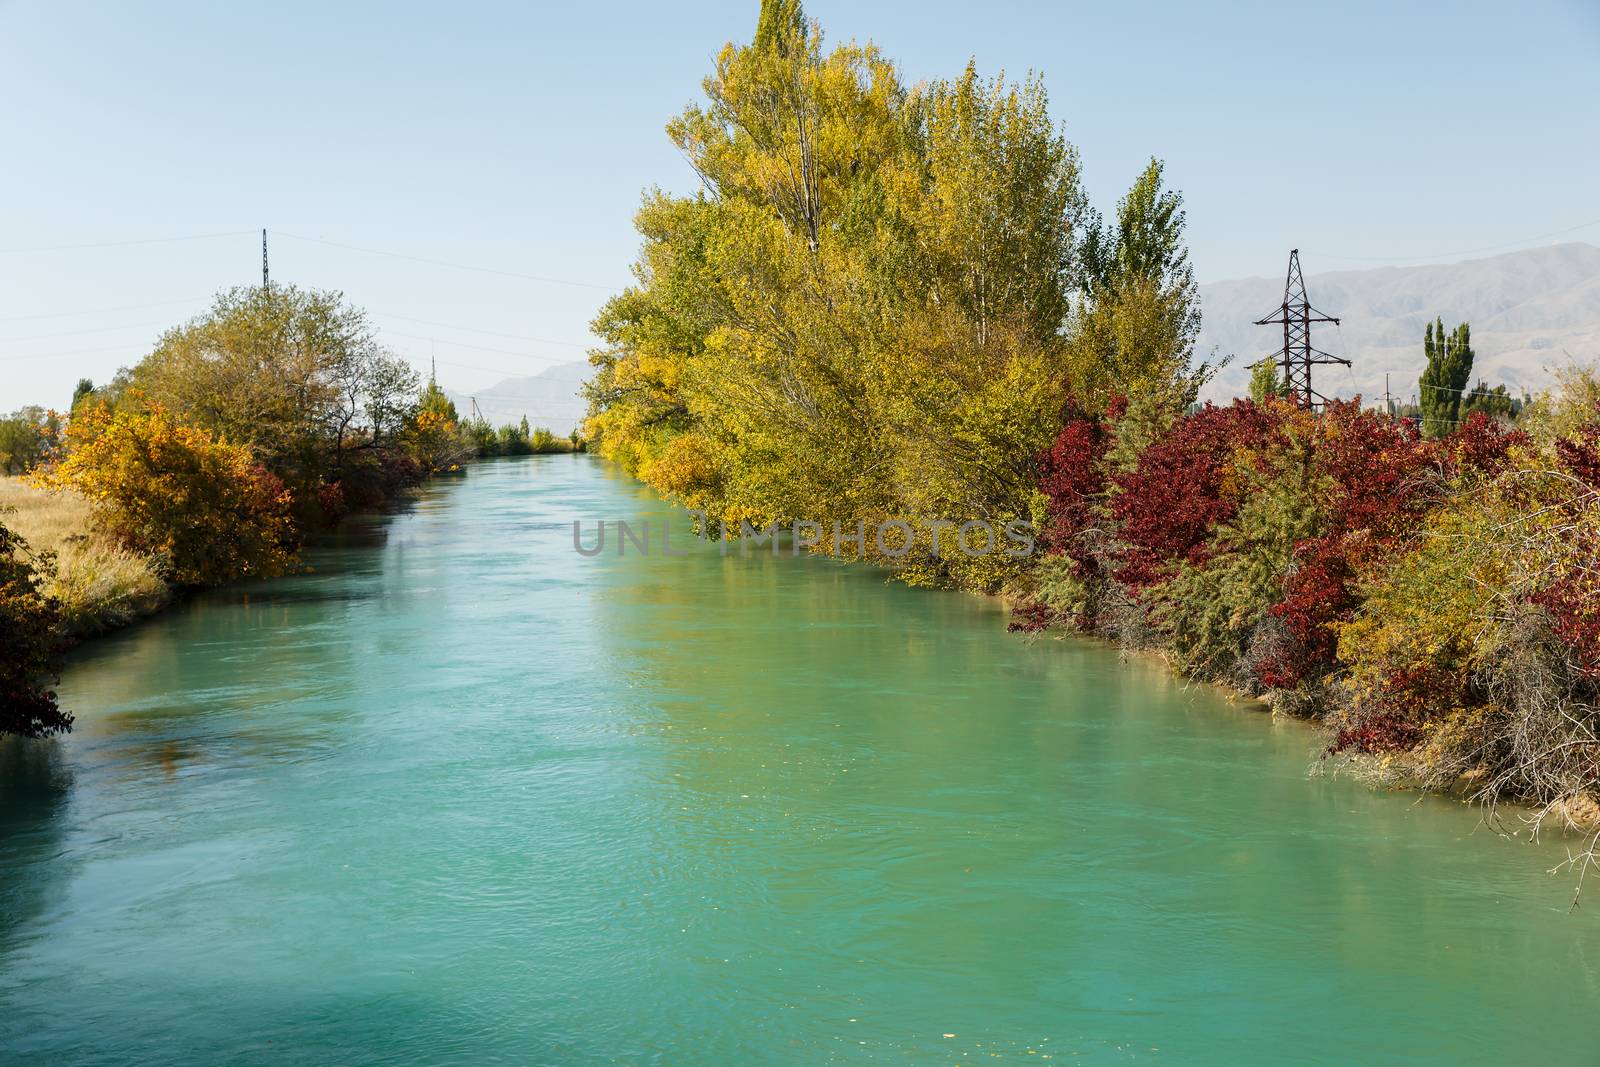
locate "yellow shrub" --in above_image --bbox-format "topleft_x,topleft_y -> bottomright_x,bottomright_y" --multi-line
32,403 -> 297,586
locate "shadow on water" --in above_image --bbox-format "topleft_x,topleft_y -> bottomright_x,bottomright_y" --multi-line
0,739 -> 72,954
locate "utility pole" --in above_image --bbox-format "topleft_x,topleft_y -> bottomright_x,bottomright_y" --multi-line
262,228 -> 269,288
1254,249 -> 1346,409
1384,372 -> 1392,420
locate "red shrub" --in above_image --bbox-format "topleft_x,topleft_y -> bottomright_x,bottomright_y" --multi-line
317,481 -> 349,527
1110,401 -> 1279,588
1556,425 -> 1600,489
1431,412 -> 1528,477
1037,404 -> 1114,557
1328,714 -> 1424,755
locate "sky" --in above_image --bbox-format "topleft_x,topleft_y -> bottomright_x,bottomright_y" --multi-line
3,0 -> 1598,410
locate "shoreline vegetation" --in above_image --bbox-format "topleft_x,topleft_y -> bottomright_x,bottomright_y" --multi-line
580,1 -> 1600,863
1,285 -> 582,737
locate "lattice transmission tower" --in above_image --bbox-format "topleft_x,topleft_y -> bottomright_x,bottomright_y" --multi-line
1254,249 -> 1345,408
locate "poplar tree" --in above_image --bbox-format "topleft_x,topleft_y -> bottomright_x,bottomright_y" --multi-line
1248,359 -> 1283,403
1419,317 -> 1473,438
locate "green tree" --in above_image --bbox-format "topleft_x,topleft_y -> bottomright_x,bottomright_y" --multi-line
70,378 -> 95,412
1419,317 -> 1473,438
418,376 -> 459,424
0,512 -> 67,737
132,285 -> 403,486
1068,158 -> 1204,408
1248,359 -> 1283,403
1459,381 -> 1521,422
0,407 -> 56,475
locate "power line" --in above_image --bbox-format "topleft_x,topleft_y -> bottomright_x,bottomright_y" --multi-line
0,296 -> 209,323
0,231 -> 255,255
368,310 -> 590,349
274,231 -> 626,292
0,320 -> 168,344
1418,380 -> 1531,398
0,343 -> 145,363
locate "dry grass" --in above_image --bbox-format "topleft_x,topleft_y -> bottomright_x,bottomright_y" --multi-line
0,475 -> 169,635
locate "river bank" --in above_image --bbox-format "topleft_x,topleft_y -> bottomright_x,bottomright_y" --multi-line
0,475 -> 169,637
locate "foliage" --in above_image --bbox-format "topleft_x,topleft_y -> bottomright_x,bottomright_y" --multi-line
119,285 -> 430,525
585,0 -> 1201,592
1016,357 -> 1600,820
0,511 -> 68,737
462,417 -> 579,458
1072,158 -> 1204,406
1419,317 -> 1473,438
1459,381 -> 1523,421
0,407 -> 59,475
1248,360 -> 1284,403
1110,400 -> 1278,588
33,403 -> 297,586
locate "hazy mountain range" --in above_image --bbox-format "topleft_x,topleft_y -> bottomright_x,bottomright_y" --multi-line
445,360 -> 590,436
441,242 -> 1600,427
1195,242 -> 1600,403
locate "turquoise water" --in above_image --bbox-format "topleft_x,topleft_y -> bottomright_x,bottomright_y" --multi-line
3,455 -> 1597,1064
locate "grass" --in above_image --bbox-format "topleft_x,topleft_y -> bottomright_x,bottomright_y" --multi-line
0,475 -> 169,636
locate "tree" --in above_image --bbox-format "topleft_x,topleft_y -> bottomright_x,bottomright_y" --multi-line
1419,317 -> 1473,438
1248,359 -> 1284,403
1068,158 -> 1204,408
34,403 -> 297,586
131,284 -> 405,488
584,4 -> 1205,593
408,378 -> 470,473
0,407 -> 57,475
0,513 -> 68,738
1459,381 -> 1521,422
70,378 -> 95,412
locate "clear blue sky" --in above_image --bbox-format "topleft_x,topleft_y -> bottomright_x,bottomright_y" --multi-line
3,0 -> 1598,409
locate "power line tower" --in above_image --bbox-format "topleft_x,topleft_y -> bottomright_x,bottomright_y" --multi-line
261,228 -> 269,288
1254,249 -> 1345,408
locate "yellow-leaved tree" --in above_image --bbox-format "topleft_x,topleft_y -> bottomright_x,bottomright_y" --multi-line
585,0 -> 1201,591
33,402 -> 298,586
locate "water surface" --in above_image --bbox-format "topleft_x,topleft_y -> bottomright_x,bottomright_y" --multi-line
3,456 -> 1597,1063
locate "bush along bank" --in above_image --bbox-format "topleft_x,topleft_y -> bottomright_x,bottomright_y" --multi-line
1019,370 -> 1600,838
1,283 -> 580,737
576,2 -> 1600,845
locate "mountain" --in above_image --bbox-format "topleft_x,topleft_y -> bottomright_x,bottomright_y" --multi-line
445,360 -> 590,436
1194,242 -> 1600,403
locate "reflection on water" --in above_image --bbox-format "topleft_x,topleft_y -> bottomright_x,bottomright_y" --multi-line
0,740 -> 72,955
2,455 -> 1598,1064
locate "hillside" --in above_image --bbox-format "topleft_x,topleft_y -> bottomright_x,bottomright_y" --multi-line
1195,242 -> 1600,403
445,360 -> 589,436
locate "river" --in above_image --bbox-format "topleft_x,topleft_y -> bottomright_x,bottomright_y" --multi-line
2,455 -> 1597,1063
